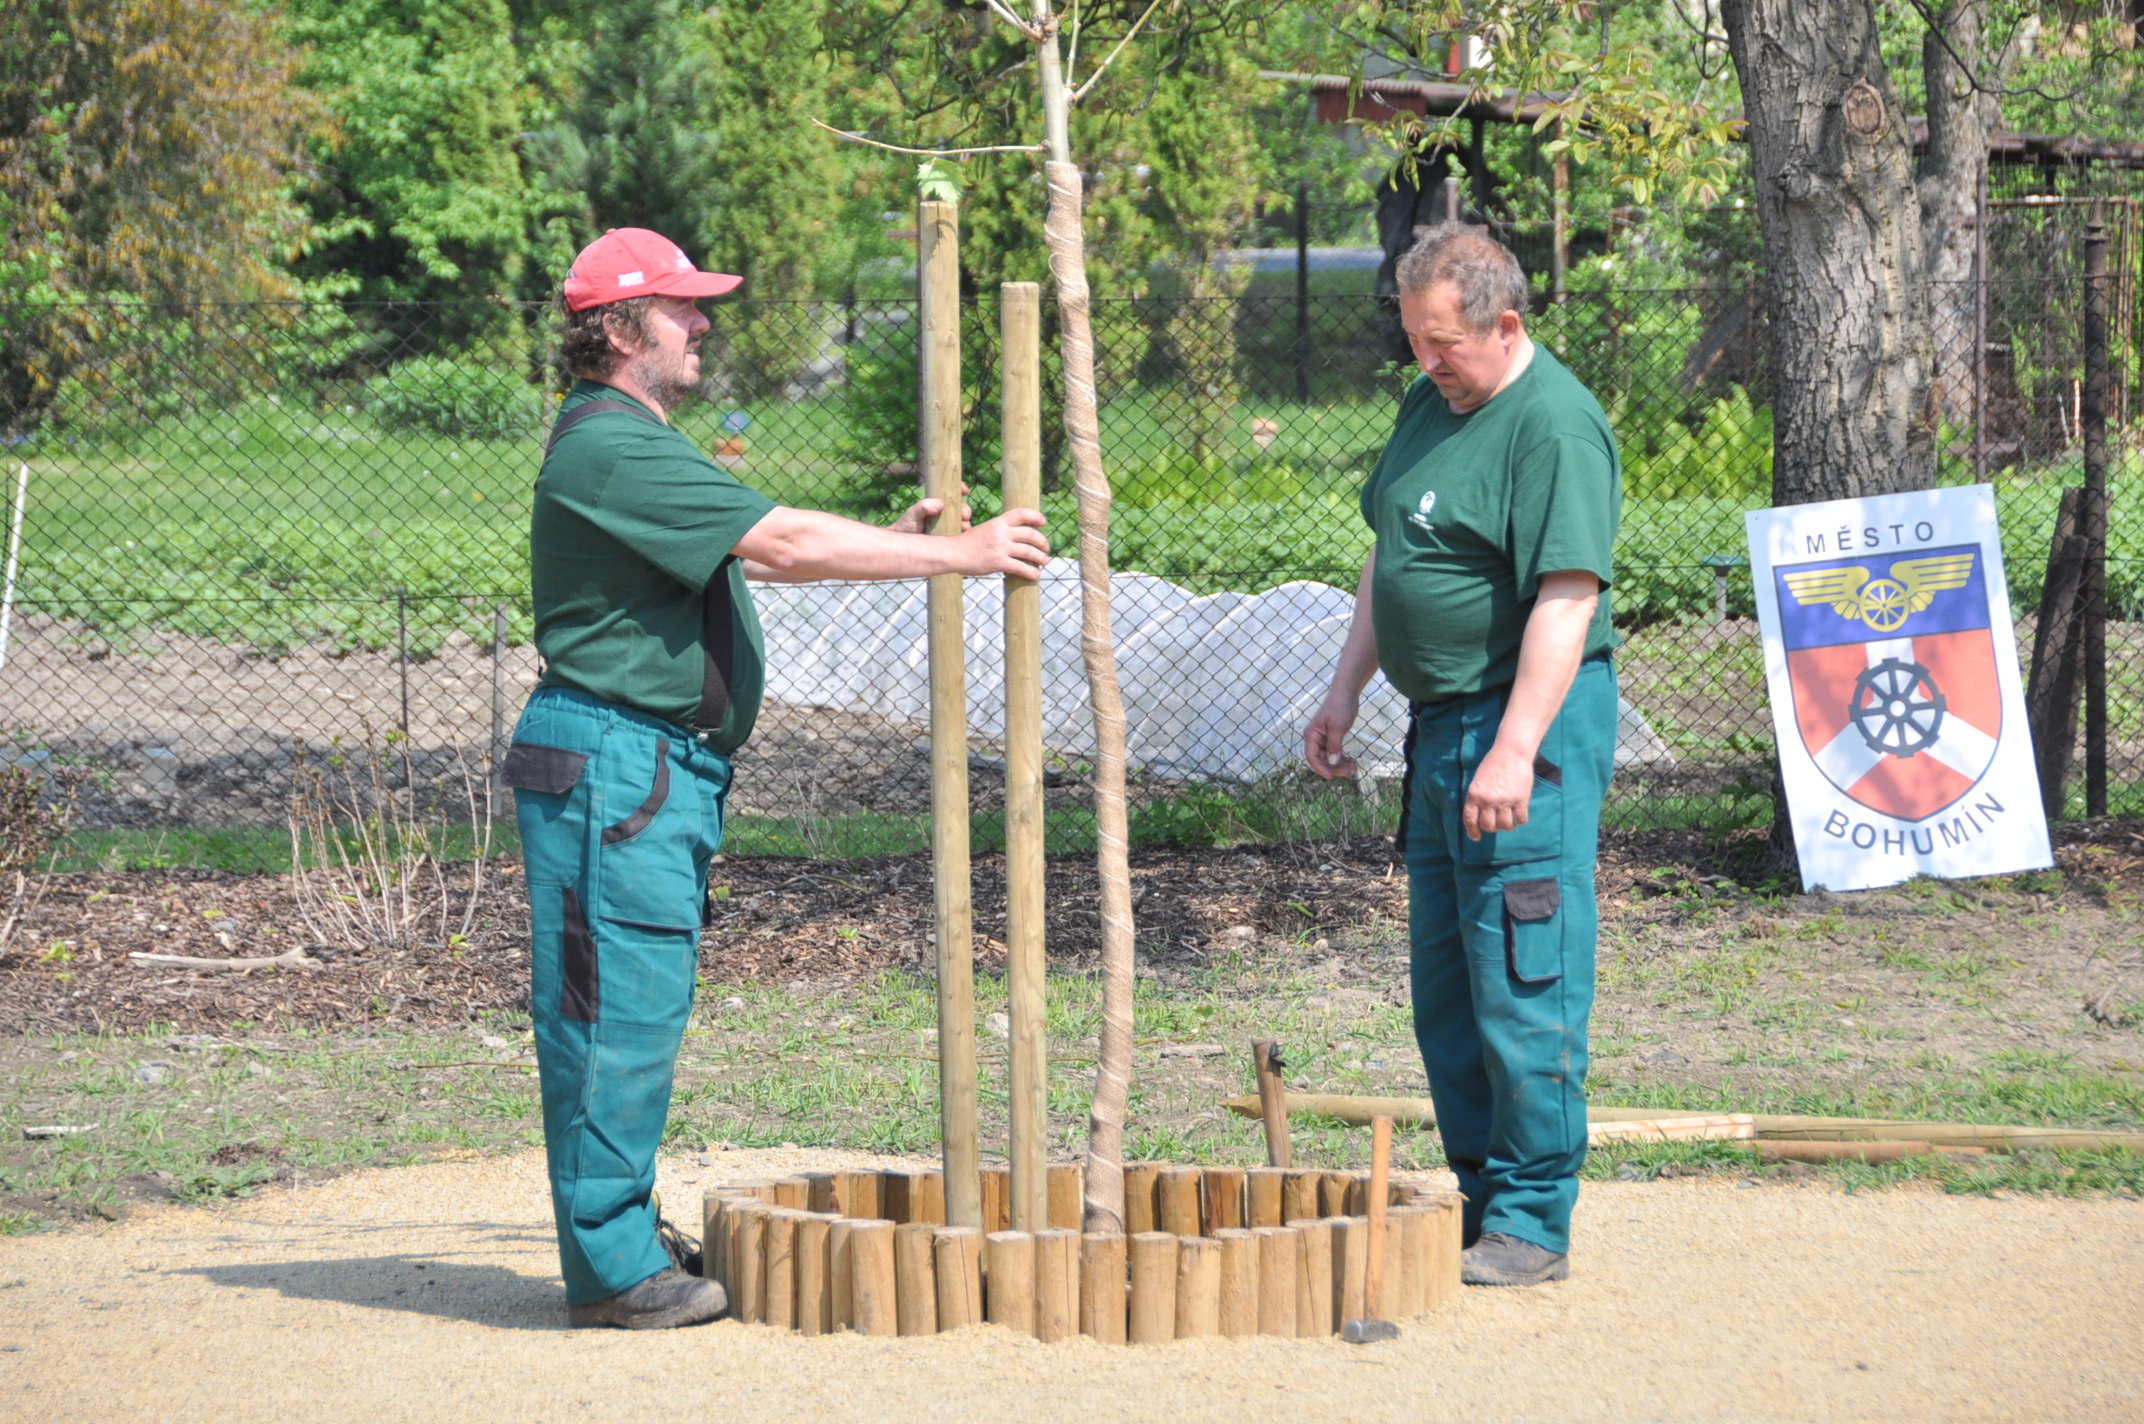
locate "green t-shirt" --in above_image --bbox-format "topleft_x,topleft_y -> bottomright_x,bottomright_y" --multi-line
530,380 -> 777,750
1358,345 -> 1621,702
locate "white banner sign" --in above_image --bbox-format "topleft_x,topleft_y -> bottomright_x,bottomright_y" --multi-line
1745,486 -> 2052,892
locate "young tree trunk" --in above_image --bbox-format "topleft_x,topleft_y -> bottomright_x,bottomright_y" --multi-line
1917,0 -> 2001,429
1028,3 -> 1137,1235
1721,0 -> 1937,506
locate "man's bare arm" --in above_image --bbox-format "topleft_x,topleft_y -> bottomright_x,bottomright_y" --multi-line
1303,552 -> 1380,779
738,506 -> 1047,583
1462,570 -> 1599,840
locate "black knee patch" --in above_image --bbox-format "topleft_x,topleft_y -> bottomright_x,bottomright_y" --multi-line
560,886 -> 600,1021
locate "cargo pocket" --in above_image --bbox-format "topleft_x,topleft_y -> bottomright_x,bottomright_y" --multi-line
501,742 -> 588,795
1502,875 -> 1564,986
594,739 -> 701,935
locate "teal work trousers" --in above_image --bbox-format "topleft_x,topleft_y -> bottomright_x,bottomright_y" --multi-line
1401,655 -> 1616,1256
507,687 -> 730,1305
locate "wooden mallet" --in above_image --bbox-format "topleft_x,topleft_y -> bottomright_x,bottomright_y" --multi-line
1341,1114 -> 1400,1344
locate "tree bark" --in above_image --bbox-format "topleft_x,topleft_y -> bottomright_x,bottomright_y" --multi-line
1721,0 -> 1937,506
1917,0 -> 2002,430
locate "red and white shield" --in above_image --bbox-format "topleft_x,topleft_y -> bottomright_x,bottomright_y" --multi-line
1786,630 -> 2002,822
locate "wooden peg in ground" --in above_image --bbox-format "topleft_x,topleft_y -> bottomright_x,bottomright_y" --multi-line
1342,1114 -> 1400,1345
1253,1039 -> 1292,1168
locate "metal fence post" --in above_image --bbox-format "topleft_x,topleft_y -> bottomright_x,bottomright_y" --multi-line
397,586 -> 410,746
491,603 -> 508,782
2083,211 -> 2109,817
1295,182 -> 1311,403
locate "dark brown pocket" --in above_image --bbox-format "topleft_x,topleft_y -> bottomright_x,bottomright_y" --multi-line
1532,754 -> 1562,787
560,886 -> 600,1022
502,743 -> 588,795
1503,875 -> 1563,985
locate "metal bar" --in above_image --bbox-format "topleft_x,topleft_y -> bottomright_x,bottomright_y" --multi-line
2083,211 -> 2109,818
491,603 -> 508,783
1295,183 -> 1311,402
397,586 -> 410,745
919,198 -> 981,1233
0,463 -> 26,673
1972,163 -> 1988,481
1001,281 -> 1048,1234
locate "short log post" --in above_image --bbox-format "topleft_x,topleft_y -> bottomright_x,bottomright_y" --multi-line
829,1218 -> 857,1330
1254,1225 -> 1298,1336
895,1222 -> 940,1336
914,1169 -> 947,1226
734,1200 -> 769,1324
1035,1228 -> 1080,1343
1123,1163 -> 1162,1234
1247,1167 -> 1285,1227
1391,1204 -> 1427,1318
985,1230 -> 1037,1335
934,1226 -> 985,1329
1334,1215 -> 1368,1325
981,1166 -> 1011,1234
1127,1232 -> 1178,1344
1174,1236 -> 1222,1340
1157,1167 -> 1203,1237
796,1213 -> 835,1335
804,1171 -> 838,1215
850,1220 -> 898,1337
1429,1193 -> 1464,1309
702,1193 -> 727,1285
1253,1039 -> 1292,1167
1047,1164 -> 1085,1230
1080,1232 -> 1128,1344
881,1170 -> 915,1225
1214,1228 -> 1257,1337
774,1176 -> 810,1211
839,1169 -> 881,1221
1291,1216 -> 1334,1336
763,1209 -> 799,1329
1204,1167 -> 1246,1231
1283,1169 -> 1321,1224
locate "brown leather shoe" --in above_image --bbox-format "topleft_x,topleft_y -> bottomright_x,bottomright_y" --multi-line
568,1267 -> 727,1329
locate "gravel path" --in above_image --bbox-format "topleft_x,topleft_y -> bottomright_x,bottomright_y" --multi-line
2,1148 -> 2138,1422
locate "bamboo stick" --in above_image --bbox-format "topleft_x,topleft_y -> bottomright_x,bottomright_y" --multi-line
1204,1167 -> 1246,1231
1247,1167 -> 1285,1227
935,1226 -> 985,1329
1214,1228 -> 1257,1338
763,1209 -> 799,1329
1123,1163 -> 1161,1234
1003,279 -> 1048,1240
895,1222 -> 940,1336
1291,1216 -> 1334,1336
1127,1232 -> 1178,1344
1158,1166 -> 1203,1237
850,1220 -> 897,1337
1283,1169 -> 1321,1225
796,1213 -> 835,1335
830,1218 -> 856,1331
734,1200 -> 768,1324
1254,1225 -> 1297,1336
1080,1231 -> 1128,1344
986,1230 -> 1037,1335
1334,1215 -> 1368,1325
1048,1164 -> 1085,1230
921,196 -> 981,1234
1174,1236 -> 1222,1340
1035,1228 -> 1080,1343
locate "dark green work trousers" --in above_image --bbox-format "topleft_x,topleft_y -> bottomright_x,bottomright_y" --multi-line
506,687 -> 729,1305
1402,654 -> 1616,1256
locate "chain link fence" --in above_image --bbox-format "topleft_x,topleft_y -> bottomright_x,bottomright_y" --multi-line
1,209 -> 2137,855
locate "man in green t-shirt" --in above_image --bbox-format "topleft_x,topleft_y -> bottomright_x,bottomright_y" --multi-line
507,228 -> 1049,1329
1305,223 -> 1621,1288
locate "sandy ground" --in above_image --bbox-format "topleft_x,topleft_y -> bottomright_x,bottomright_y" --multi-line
1,1149 -> 2138,1423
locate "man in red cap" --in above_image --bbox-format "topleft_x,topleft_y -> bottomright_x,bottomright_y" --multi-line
505,229 -> 1050,1328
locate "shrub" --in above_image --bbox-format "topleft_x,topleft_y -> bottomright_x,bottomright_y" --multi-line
366,357 -> 545,440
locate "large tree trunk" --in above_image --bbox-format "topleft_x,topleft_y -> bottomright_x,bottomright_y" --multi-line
1917,0 -> 2001,429
1721,0 -> 1938,505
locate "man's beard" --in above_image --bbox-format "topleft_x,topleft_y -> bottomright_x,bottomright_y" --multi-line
632,343 -> 702,410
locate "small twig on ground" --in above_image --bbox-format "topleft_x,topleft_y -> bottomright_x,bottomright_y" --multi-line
126,949 -> 324,973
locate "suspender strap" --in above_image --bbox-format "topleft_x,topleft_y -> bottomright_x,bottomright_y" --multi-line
544,397 -> 663,453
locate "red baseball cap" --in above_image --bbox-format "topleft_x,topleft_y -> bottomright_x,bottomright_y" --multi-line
561,228 -> 742,312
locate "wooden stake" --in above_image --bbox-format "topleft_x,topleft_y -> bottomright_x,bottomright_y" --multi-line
1392,1204 -> 1427,1318
1252,1039 -> 1291,1167
829,1218 -> 856,1331
734,1201 -> 768,1324
763,1209 -> 799,1329
839,1169 -> 881,1222
796,1213 -> 835,1335
1204,1167 -> 1246,1231
981,1166 -> 1011,1234
920,195 -> 981,1235
1247,1167 -> 1285,1227
1365,1115 -> 1391,1318
1157,1166 -> 1202,1237
1173,1236 -> 1222,1340
1320,1173 -> 1353,1219
1034,1228 -> 1080,1343
1344,1172 -> 1371,1219
934,1226 -> 985,1329
895,1222 -> 940,1336
1290,1216 -> 1334,1336
1079,1231 -> 1128,1344
1254,1226 -> 1297,1336
774,1176 -> 810,1211
1430,1193 -> 1464,1309
1002,278 -> 1048,1239
986,1230 -> 1037,1335
804,1171 -> 838,1215
1047,1164 -> 1085,1229
1214,1228 -> 1257,1337
1123,1163 -> 1161,1234
850,1220 -> 898,1337
1334,1215 -> 1368,1325
880,1170 -> 915,1225
702,1193 -> 726,1286
1127,1232 -> 1178,1344
914,1169 -> 946,1226
1283,1170 -> 1320,1225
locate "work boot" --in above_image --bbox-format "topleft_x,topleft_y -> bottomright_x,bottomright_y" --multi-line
1460,1232 -> 1569,1287
655,1213 -> 704,1279
568,1268 -> 727,1329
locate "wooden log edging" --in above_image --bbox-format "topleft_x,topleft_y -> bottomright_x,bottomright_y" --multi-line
703,1163 -> 1461,1344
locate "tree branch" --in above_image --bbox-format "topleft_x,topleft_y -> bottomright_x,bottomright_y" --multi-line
810,118 -> 1044,157
1069,0 -> 1168,105
979,0 -> 1044,40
